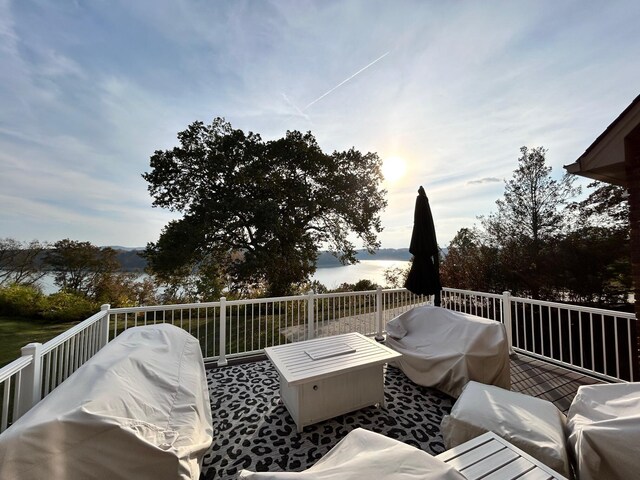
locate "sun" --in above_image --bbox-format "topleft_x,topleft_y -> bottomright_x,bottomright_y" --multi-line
381,156 -> 407,183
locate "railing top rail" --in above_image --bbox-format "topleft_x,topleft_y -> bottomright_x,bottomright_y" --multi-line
315,290 -> 378,299
510,295 -> 636,318
0,355 -> 32,382
442,287 -> 504,300
109,294 -> 314,314
110,289 -> 416,315
40,310 -> 108,355
109,302 -> 220,314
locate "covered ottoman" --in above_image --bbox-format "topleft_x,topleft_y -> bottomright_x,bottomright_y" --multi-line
385,306 -> 510,397
441,381 -> 571,479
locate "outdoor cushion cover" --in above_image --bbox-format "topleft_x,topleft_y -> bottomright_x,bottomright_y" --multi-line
567,382 -> 640,480
441,381 -> 571,478
239,427 -> 465,479
385,306 -> 510,397
0,324 -> 213,480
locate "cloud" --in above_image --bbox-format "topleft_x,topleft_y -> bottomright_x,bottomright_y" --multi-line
467,177 -> 502,185
2,1 -> 640,250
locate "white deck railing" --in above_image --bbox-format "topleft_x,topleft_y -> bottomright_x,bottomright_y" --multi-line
1,287 -> 637,434
0,306 -> 109,433
441,288 -> 636,382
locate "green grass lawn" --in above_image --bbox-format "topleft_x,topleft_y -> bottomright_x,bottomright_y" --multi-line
0,316 -> 79,368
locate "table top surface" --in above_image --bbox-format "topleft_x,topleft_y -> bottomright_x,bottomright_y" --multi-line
264,333 -> 402,386
436,432 -> 568,480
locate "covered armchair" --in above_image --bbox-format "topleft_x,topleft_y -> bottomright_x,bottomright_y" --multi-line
385,306 -> 510,397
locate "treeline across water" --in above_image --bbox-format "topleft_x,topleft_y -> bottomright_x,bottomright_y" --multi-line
0,237 -> 412,324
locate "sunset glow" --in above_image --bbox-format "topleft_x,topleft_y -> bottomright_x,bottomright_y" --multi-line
381,156 -> 407,183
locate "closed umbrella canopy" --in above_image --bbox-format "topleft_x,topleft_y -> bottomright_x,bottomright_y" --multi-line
404,186 -> 441,305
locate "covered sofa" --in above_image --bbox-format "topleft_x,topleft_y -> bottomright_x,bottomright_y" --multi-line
567,382 -> 640,480
385,306 -> 510,397
0,323 -> 213,480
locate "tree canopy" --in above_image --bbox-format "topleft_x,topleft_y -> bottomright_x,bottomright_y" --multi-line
143,118 -> 387,297
442,146 -> 631,307
44,239 -> 120,297
478,146 -> 580,298
0,238 -> 47,287
481,146 -> 580,246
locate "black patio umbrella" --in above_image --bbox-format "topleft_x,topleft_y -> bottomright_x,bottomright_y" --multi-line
404,186 -> 442,306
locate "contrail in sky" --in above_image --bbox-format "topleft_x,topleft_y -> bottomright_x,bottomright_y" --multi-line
281,93 -> 310,121
303,51 -> 390,111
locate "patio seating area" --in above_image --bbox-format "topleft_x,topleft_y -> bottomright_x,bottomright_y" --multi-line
201,353 -> 601,480
2,287 -> 632,479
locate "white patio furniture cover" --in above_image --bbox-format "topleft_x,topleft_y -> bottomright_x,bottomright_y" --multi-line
239,427 -> 465,479
0,324 -> 213,480
385,306 -> 510,397
567,382 -> 640,480
441,381 -> 571,479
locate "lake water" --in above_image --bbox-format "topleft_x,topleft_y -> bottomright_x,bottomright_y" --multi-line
35,260 -> 410,295
311,260 -> 410,289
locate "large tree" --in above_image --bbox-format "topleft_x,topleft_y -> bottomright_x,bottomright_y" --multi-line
143,118 -> 387,297
0,238 -> 47,287
482,146 -> 579,245
480,146 -> 580,298
558,181 -> 631,306
43,239 -> 120,297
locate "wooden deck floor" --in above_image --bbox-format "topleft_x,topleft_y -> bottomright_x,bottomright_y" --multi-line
510,354 -> 602,413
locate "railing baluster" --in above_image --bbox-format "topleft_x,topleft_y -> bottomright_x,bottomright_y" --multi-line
590,312 -> 595,372
627,317 -> 634,381
613,316 -> 620,379
602,314 -> 607,376
579,311 -> 584,368
568,308 -> 574,367
548,306 -> 553,360
218,297 -> 227,366
2,378 -> 10,430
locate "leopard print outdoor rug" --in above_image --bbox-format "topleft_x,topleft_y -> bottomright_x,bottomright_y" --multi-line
200,360 -> 453,480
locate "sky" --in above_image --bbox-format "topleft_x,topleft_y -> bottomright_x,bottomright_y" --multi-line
1,0 -> 639,250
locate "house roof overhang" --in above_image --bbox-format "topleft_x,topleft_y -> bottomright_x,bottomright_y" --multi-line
564,94 -> 640,187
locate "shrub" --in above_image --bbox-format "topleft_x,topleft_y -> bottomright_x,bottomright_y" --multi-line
0,284 -> 45,317
40,291 -> 98,322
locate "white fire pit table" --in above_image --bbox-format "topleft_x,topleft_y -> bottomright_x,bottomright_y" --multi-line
265,332 -> 402,432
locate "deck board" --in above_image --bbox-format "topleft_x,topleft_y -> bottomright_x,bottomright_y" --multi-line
509,355 -> 602,413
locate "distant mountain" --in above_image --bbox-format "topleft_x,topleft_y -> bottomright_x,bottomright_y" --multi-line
107,246 -> 145,252
108,247 -> 413,271
115,249 -> 147,271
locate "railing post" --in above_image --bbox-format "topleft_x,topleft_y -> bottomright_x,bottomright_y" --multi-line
218,297 -> 228,366
100,304 -> 110,347
17,342 -> 42,417
307,291 -> 315,340
375,287 -> 384,341
502,291 -> 514,353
